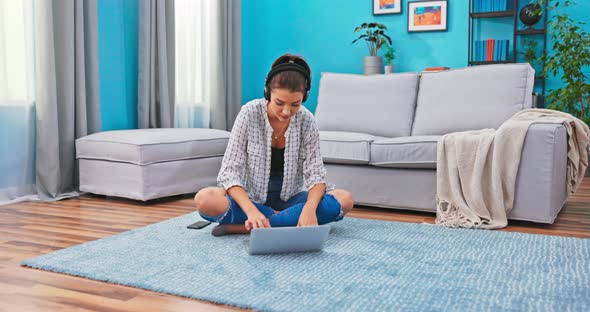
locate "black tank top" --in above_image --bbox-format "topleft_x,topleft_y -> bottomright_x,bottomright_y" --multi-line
270,147 -> 285,175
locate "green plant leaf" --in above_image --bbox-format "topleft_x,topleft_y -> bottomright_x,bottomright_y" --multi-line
542,0 -> 590,125
352,34 -> 369,44
352,21 -> 394,56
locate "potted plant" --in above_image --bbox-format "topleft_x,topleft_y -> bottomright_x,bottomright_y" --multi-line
539,0 -> 590,125
519,1 -> 543,29
540,0 -> 590,175
352,22 -> 392,75
383,43 -> 396,74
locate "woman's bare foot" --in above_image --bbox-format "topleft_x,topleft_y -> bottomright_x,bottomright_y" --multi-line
211,224 -> 250,236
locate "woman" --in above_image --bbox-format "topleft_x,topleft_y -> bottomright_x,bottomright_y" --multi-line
194,54 -> 353,235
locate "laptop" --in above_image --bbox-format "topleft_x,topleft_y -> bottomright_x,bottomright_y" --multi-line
244,224 -> 331,255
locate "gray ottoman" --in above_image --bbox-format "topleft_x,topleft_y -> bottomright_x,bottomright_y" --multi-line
76,128 -> 230,201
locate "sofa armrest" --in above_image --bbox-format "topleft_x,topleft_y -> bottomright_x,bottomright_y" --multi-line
510,123 -> 568,223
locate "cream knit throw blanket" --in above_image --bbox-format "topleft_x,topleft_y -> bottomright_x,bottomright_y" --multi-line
436,109 -> 590,229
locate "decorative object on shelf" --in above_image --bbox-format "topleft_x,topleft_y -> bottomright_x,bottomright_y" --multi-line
519,3 -> 542,28
352,22 -> 392,75
408,0 -> 448,33
520,39 -> 539,70
373,0 -> 402,15
383,43 -> 396,74
541,0 -> 590,125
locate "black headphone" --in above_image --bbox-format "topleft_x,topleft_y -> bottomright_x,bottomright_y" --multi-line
263,59 -> 312,102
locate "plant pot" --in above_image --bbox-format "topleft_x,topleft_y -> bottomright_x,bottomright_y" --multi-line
384,65 -> 395,74
520,4 -> 542,28
363,56 -> 383,75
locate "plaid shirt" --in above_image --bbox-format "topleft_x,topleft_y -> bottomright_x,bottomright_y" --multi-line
217,98 -> 332,203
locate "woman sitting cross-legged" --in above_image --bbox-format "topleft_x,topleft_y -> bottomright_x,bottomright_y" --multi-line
193,53 -> 354,236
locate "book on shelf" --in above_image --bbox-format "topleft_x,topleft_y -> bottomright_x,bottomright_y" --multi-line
473,0 -> 512,13
422,67 -> 450,73
473,39 -> 510,62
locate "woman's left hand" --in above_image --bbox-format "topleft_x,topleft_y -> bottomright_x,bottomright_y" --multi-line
297,207 -> 319,227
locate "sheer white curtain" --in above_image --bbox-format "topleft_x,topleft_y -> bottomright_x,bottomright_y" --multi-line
1,0 -> 101,206
174,0 -> 241,130
0,0 -> 37,204
0,0 -> 34,102
175,0 -> 209,128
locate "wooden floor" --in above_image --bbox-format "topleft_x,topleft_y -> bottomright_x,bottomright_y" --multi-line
1,179 -> 590,312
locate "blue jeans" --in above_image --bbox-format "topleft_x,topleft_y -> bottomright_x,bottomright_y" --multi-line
200,174 -> 344,227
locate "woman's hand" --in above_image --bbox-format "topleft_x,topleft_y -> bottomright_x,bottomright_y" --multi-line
245,210 -> 271,230
297,206 -> 319,227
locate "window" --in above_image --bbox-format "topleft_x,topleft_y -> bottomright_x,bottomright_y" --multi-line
0,0 -> 34,105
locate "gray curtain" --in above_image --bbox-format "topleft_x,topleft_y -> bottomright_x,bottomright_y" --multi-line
138,0 -> 175,129
34,0 -> 101,200
210,0 -> 242,131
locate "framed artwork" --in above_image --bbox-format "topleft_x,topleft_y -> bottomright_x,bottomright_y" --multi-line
407,0 -> 448,33
373,0 -> 402,15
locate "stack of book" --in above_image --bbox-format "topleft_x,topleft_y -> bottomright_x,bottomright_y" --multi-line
474,39 -> 510,62
473,0 -> 513,13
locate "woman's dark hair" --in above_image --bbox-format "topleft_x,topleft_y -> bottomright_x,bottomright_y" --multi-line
268,54 -> 311,94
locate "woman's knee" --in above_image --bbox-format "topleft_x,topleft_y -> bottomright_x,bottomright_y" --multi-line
194,187 -> 228,216
316,190 -> 351,219
329,189 -> 354,214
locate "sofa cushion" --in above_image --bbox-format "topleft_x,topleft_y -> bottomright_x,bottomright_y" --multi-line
315,72 -> 420,137
411,63 -> 535,136
370,136 -> 440,169
76,128 -> 230,165
319,131 -> 387,165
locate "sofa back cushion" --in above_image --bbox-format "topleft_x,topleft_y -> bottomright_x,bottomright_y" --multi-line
411,63 -> 535,136
315,72 -> 420,138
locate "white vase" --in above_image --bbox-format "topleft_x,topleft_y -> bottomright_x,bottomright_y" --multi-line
384,65 -> 395,74
363,56 -> 383,75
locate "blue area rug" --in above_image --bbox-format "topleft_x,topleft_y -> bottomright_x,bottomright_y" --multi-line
22,213 -> 590,311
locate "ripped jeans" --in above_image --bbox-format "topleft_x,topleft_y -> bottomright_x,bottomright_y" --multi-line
199,174 -> 344,227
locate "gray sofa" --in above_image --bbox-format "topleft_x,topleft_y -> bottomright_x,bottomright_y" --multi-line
315,64 -> 567,224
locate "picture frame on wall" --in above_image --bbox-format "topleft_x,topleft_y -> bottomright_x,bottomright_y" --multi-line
407,0 -> 448,32
373,0 -> 402,15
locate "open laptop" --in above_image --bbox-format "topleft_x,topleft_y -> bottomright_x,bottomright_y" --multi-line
244,224 -> 331,255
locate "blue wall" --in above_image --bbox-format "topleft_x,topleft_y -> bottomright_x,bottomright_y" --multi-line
97,0 -> 138,130
94,0 -> 589,123
242,0 -> 590,113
